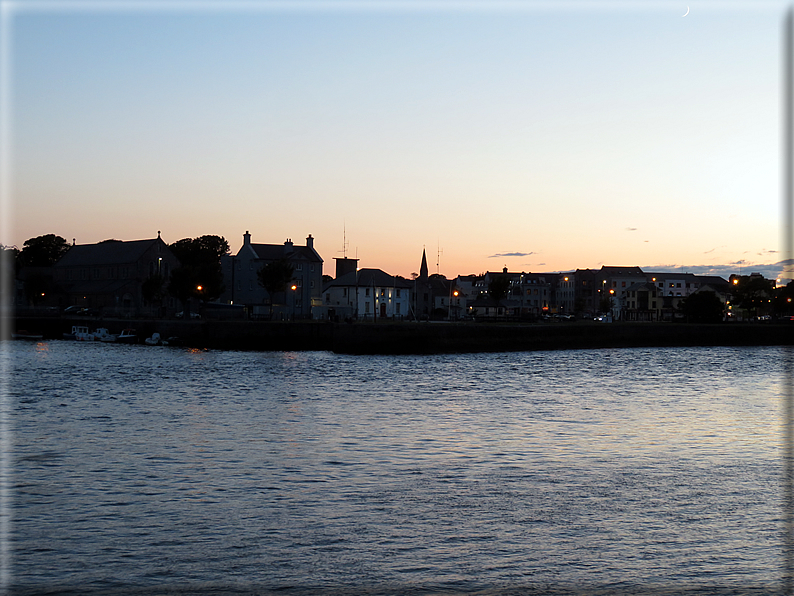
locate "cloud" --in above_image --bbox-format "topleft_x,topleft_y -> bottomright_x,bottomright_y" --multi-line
641,260 -> 794,281
488,251 -> 536,258
625,227 -> 637,231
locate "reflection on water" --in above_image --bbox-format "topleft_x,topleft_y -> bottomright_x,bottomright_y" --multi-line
4,341 -> 787,594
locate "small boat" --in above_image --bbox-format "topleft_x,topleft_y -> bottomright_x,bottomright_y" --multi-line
117,329 -> 138,344
63,325 -> 93,341
12,330 -> 44,340
144,332 -> 163,346
93,328 -> 117,342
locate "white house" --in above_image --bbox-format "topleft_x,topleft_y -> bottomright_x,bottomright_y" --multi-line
323,268 -> 412,321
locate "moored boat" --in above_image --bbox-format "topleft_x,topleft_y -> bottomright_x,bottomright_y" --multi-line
117,329 -> 138,344
12,330 -> 44,340
94,328 -> 117,342
63,326 -> 93,341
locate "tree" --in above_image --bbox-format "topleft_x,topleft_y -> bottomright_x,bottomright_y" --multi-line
488,276 -> 510,304
168,235 -> 229,313
680,290 -> 724,323
257,259 -> 294,318
731,274 -> 774,318
773,280 -> 794,316
17,234 -> 70,268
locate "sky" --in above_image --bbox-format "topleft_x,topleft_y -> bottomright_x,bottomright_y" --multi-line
1,0 -> 791,281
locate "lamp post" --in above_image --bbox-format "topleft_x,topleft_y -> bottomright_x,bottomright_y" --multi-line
291,283 -> 298,320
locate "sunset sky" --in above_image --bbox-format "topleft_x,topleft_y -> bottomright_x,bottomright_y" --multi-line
2,0 -> 790,280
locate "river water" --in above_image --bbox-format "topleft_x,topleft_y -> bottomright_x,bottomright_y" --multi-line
3,341 -> 790,595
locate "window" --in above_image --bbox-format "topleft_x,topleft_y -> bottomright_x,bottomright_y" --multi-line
652,301 -> 656,308
237,281 -> 241,291
296,264 -> 303,271
397,289 -> 401,297
366,288 -> 370,297
343,288 -> 347,297
365,302 -> 371,313
326,293 -> 330,302
622,281 -> 626,287
310,265 -> 314,272
396,303 -> 401,314
310,281 -> 314,288
380,289 -> 385,297
249,282 -> 253,291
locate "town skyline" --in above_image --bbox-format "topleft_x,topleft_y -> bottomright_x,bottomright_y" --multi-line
10,228 -> 791,284
2,1 -> 789,281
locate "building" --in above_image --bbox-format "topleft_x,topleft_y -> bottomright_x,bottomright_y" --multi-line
323,268 -> 411,321
52,233 -> 181,317
220,232 -> 323,319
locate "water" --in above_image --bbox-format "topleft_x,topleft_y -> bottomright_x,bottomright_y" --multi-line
3,341 -> 789,594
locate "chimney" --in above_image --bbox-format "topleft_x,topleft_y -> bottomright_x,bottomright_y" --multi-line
243,231 -> 251,246
284,238 -> 294,254
306,234 -> 314,249
503,267 -> 508,274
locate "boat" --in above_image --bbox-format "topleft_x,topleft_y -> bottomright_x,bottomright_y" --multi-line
12,330 -> 44,340
94,328 -> 117,342
144,332 -> 163,346
117,329 -> 138,344
63,325 -> 93,341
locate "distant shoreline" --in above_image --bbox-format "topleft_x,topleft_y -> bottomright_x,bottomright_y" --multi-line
9,316 -> 794,355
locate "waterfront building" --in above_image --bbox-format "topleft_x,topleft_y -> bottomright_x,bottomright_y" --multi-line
220,232 -> 323,320
480,269 -> 555,319
52,233 -> 181,318
323,268 -> 412,321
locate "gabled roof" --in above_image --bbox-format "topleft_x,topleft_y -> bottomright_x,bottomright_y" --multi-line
325,268 -> 412,290
625,281 -> 658,292
246,243 -> 322,263
599,266 -> 645,276
54,239 -> 168,267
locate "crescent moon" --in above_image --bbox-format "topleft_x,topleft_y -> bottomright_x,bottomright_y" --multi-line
683,6 -> 689,16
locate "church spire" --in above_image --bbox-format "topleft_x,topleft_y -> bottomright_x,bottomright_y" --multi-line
420,248 -> 429,280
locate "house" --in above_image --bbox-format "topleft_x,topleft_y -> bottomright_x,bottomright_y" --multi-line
220,232 -> 323,319
323,268 -> 411,321
51,233 -> 181,317
481,269 -> 555,319
621,282 -> 661,321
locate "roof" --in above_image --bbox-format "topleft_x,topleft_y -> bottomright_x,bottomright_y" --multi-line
54,239 -> 168,267
249,243 -> 322,263
324,268 -> 412,290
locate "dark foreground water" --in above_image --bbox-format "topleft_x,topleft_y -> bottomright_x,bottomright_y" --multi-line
3,341 -> 789,595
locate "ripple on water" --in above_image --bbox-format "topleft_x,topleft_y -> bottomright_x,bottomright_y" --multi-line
6,341 -> 788,593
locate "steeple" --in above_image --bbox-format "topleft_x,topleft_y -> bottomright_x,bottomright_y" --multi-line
420,248 -> 429,280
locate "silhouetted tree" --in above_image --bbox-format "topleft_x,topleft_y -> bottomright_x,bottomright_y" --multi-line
679,290 -> 724,323
16,234 -> 70,268
731,274 -> 774,318
773,280 -> 794,316
257,259 -> 294,318
488,276 -> 510,304
168,235 -> 229,314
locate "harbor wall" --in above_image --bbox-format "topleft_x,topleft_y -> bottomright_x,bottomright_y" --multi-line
8,316 -> 794,354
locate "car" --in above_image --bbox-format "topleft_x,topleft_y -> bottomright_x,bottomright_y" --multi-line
175,311 -> 201,319
63,305 -> 83,315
